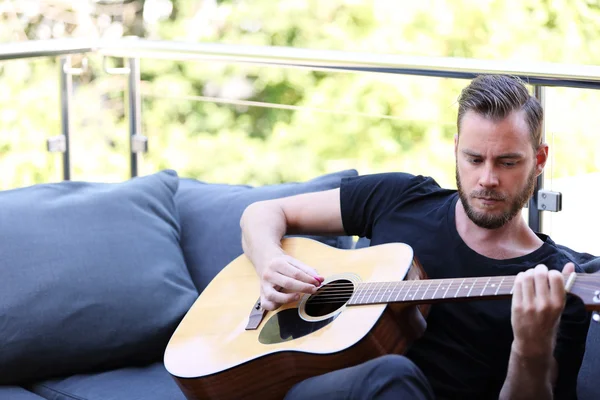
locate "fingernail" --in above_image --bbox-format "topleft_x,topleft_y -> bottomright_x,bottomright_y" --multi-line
314,276 -> 324,282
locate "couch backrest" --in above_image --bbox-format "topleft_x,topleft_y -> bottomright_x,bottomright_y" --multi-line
175,169 -> 358,292
578,316 -> 600,400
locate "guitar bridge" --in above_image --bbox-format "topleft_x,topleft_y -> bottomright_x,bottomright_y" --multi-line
245,297 -> 266,330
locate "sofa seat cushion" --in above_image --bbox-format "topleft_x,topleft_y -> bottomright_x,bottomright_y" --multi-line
27,362 -> 185,400
176,169 -> 358,291
557,244 -> 600,399
0,170 -> 198,385
0,387 -> 47,399
578,317 -> 599,400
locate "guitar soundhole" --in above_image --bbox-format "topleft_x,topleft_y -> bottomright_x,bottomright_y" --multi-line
304,279 -> 354,318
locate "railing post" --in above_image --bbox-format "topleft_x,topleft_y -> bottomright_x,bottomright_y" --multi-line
528,85 -> 545,232
127,57 -> 146,178
59,56 -> 72,180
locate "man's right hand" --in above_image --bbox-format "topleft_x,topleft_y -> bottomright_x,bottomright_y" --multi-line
239,188 -> 344,310
259,254 -> 324,311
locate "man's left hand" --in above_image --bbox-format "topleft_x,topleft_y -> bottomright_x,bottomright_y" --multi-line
510,262 -> 574,358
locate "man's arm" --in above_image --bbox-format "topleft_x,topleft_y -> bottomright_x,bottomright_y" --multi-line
240,188 -> 345,310
499,263 -> 574,400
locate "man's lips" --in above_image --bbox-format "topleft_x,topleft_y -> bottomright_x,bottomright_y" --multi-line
475,196 -> 504,204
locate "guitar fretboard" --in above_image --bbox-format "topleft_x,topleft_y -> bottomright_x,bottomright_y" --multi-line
347,276 -> 516,306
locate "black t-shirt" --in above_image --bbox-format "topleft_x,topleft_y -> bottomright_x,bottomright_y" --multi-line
340,172 -> 589,399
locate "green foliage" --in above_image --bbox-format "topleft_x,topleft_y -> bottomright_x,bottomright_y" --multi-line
1,0 -> 600,190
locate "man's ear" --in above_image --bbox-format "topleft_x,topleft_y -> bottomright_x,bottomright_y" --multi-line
454,134 -> 459,157
535,143 -> 549,176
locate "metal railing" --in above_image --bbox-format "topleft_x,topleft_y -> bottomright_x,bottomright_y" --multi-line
2,37 -> 600,232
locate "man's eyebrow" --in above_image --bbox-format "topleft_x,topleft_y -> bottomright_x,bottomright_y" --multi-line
496,153 -> 524,159
461,150 -> 481,158
461,150 -> 524,159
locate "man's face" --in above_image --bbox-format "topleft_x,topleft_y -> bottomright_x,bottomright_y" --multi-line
455,110 -> 547,230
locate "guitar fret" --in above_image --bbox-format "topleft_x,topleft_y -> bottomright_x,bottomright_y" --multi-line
364,283 -> 377,304
349,285 -> 359,304
373,282 -> 385,303
388,282 -> 397,302
391,282 -> 402,302
410,281 -> 421,301
467,278 -> 477,297
432,279 -> 443,300
351,284 -> 359,304
380,281 -> 392,303
350,275 -> 517,306
393,282 -> 403,302
360,283 -> 371,304
410,281 -> 420,301
381,282 -> 389,303
455,278 -> 466,298
372,283 -> 381,303
495,277 -> 505,295
382,282 -> 391,303
443,280 -> 452,299
362,284 -> 373,303
403,281 -> 415,301
422,281 -> 433,300
357,283 -> 370,304
481,277 -> 491,296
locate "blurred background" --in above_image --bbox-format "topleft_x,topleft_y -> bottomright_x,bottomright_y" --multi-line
1,0 -> 599,253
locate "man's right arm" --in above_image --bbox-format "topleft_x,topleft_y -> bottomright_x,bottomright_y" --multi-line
240,188 -> 345,310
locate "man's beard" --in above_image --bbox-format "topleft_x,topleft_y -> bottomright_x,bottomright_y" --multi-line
456,164 -> 537,230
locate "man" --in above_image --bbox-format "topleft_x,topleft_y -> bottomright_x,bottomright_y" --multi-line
240,75 -> 589,399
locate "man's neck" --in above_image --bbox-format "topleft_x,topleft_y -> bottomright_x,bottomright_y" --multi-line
455,199 -> 544,260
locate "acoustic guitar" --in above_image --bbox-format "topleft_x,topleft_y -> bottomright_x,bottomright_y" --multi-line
164,237 -> 600,400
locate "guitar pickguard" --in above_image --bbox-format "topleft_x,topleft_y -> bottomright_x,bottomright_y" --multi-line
258,308 -> 337,344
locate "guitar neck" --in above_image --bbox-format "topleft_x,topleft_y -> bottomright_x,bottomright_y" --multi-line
347,276 -> 516,306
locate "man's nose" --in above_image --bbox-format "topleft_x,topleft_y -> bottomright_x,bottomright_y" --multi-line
479,163 -> 499,187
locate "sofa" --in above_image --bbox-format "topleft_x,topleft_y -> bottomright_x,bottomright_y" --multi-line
0,169 -> 597,400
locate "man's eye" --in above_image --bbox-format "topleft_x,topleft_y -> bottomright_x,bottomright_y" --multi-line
468,158 -> 482,164
503,162 -> 517,167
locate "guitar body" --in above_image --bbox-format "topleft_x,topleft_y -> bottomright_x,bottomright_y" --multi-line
164,238 -> 427,400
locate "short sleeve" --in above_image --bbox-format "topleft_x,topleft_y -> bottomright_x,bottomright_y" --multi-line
340,172 -> 427,238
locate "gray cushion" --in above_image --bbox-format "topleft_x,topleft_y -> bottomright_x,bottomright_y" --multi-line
578,317 -> 599,399
0,387 -> 46,399
355,237 -> 371,249
176,170 -> 358,291
27,362 -> 185,400
558,244 -> 600,273
0,170 -> 198,385
557,244 -> 599,399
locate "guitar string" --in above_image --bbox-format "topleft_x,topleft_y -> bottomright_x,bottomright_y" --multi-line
302,282 -> 594,304
314,274 -> 600,287
304,294 -> 511,305
310,281 -> 513,293
305,279 -> 600,295
301,278 -> 600,302
304,292 -> 508,301
308,288 -> 507,296
305,280 -> 600,297
305,286 -> 515,300
305,291 -> 600,305
310,275 -> 599,291
306,298 -> 445,304
311,282 -> 515,292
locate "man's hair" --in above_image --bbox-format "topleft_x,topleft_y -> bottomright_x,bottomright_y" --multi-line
457,75 -> 543,149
